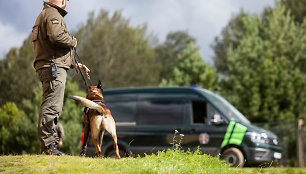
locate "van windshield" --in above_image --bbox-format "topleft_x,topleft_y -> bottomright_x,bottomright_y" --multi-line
200,89 -> 250,124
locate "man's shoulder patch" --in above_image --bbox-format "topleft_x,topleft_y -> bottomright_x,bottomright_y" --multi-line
51,18 -> 59,24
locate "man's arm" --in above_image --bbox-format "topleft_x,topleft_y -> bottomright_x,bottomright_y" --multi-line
46,12 -> 77,48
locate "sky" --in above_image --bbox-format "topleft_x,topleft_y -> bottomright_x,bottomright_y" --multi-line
0,0 -> 275,64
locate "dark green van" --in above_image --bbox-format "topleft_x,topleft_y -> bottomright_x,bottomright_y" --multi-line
83,87 -> 282,167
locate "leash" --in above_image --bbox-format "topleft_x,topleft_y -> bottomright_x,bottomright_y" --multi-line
72,48 -> 93,88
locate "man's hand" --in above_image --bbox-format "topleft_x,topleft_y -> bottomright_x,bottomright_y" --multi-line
58,140 -> 63,147
76,63 -> 90,72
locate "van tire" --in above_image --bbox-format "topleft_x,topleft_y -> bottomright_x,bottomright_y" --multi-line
221,147 -> 245,167
106,148 -> 127,158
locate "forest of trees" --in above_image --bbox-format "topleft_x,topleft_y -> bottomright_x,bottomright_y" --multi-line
0,1 -> 305,157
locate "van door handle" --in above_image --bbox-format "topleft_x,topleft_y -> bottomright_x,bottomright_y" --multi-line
188,129 -> 195,133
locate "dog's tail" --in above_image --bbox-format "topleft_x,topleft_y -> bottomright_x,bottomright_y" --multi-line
69,95 -> 106,114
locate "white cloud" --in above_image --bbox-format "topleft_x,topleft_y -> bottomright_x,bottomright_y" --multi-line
0,21 -> 27,58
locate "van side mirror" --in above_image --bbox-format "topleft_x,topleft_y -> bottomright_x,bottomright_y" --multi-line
210,114 -> 227,126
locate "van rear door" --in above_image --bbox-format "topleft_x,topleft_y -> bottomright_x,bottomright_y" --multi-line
131,95 -> 188,155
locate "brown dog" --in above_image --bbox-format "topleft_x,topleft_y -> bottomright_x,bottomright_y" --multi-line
69,81 -> 120,158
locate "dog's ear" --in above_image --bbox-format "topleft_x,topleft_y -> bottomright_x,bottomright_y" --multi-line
97,80 -> 103,90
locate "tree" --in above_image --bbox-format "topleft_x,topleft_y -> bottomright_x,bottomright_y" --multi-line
0,102 -> 39,154
0,102 -> 21,154
155,31 -> 196,80
281,0 -> 306,24
160,42 -> 218,91
219,3 -> 306,122
213,0 -> 306,75
72,10 -> 160,89
212,11 -> 249,75
0,36 -> 38,107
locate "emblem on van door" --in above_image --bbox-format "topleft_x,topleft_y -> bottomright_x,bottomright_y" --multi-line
199,133 -> 209,144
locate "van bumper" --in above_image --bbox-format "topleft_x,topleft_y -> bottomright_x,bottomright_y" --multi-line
245,147 -> 282,165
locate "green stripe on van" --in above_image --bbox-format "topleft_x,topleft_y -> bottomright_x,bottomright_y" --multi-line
228,123 -> 247,145
221,121 -> 247,148
221,121 -> 235,148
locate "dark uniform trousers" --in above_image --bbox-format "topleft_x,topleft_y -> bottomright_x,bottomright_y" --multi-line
37,67 -> 67,148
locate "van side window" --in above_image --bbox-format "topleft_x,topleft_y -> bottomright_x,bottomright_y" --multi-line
192,100 -> 207,124
107,101 -> 136,123
137,100 -> 185,125
207,103 -> 222,124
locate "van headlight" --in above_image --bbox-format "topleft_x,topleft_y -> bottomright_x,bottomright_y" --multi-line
246,132 -> 269,144
272,138 -> 279,146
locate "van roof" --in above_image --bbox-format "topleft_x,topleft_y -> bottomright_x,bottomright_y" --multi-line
104,86 -> 205,95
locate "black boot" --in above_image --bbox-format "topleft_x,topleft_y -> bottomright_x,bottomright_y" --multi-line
42,144 -> 65,156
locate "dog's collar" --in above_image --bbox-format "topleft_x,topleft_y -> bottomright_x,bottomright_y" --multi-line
87,93 -> 104,101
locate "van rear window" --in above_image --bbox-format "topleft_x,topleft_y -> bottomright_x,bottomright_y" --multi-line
136,100 -> 185,125
107,101 -> 136,123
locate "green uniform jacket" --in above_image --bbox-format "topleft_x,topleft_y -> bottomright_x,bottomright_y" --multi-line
32,2 -> 77,71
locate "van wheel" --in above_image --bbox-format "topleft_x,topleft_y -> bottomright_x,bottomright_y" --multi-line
106,149 -> 127,158
221,147 -> 245,167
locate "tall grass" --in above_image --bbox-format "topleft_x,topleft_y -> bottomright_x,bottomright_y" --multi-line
125,148 -> 236,174
0,149 -> 236,174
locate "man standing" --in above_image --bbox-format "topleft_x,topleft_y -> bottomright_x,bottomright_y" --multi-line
32,0 -> 89,156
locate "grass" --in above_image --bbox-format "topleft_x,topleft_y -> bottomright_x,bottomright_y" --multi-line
241,168 -> 306,174
1,149 -> 305,174
0,149 -> 237,174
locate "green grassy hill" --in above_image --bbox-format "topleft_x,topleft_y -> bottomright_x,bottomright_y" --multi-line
0,149 -> 305,174
0,149 -> 235,174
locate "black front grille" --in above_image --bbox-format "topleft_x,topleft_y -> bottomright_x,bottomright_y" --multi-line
267,137 -> 280,146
